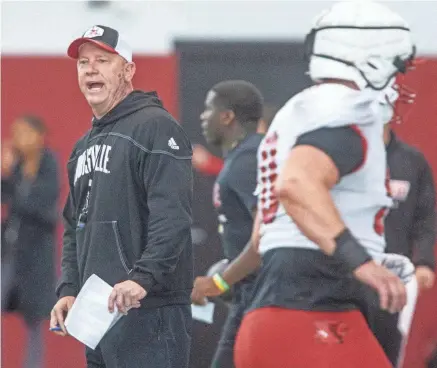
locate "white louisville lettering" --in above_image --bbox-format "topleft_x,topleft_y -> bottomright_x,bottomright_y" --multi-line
74,144 -> 112,185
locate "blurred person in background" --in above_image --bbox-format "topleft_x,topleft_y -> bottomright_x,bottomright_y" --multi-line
192,104 -> 278,177
190,80 -> 264,368
372,79 -> 436,367
50,25 -> 193,368
1,114 -> 60,368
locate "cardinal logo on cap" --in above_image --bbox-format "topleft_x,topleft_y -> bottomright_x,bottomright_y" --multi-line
83,26 -> 104,38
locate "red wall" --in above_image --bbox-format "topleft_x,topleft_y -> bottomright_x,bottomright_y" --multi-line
1,55 -> 178,209
1,55 -> 436,368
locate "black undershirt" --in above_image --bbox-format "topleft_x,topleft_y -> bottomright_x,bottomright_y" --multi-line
294,126 -> 365,177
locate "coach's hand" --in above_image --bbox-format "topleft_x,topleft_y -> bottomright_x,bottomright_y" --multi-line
108,280 -> 146,314
50,296 -> 76,336
354,261 -> 407,314
191,276 -> 221,305
415,266 -> 435,291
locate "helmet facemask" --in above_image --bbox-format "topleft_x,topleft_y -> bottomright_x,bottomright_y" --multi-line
380,59 -> 423,125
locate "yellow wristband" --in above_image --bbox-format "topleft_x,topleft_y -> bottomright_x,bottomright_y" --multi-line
212,273 -> 230,293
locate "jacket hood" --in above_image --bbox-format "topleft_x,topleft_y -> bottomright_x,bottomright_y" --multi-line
92,90 -> 165,127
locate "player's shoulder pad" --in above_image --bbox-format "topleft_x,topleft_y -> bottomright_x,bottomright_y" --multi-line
131,112 -> 193,159
290,84 -> 379,133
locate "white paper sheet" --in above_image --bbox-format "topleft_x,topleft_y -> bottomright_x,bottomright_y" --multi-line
396,276 -> 418,368
64,274 -> 125,350
191,302 -> 215,324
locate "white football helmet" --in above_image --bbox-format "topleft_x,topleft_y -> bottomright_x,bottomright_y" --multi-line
305,1 -> 416,90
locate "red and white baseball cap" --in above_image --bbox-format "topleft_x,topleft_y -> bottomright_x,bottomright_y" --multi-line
67,25 -> 132,62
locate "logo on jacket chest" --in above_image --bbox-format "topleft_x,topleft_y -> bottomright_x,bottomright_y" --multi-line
74,144 -> 112,185
389,180 -> 410,202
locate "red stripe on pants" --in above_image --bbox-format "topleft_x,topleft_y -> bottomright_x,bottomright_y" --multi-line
234,307 -> 391,368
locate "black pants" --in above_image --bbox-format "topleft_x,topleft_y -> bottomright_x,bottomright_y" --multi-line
372,309 -> 402,367
210,282 -> 254,368
86,304 -> 192,368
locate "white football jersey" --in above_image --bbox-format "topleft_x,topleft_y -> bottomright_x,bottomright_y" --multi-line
257,83 -> 393,258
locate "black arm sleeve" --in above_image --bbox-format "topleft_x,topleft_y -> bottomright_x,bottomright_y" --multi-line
130,118 -> 193,292
56,193 -> 81,298
228,152 -> 258,215
294,126 -> 365,177
412,155 -> 436,270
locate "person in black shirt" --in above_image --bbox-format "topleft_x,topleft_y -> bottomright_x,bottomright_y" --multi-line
191,80 -> 264,368
373,116 -> 436,367
385,125 -> 435,290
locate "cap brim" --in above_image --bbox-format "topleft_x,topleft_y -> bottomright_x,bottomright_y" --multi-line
67,38 -> 118,59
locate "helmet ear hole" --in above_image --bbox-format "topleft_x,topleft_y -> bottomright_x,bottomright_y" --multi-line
393,56 -> 408,74
393,45 -> 417,74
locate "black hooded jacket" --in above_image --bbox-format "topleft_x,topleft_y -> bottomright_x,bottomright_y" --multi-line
385,131 -> 436,270
56,91 -> 194,308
